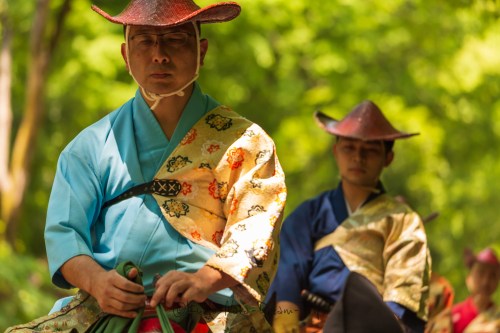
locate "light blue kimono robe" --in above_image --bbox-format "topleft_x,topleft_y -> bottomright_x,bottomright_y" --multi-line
45,83 -> 235,312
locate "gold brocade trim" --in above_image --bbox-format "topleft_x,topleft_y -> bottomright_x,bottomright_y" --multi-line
313,194 -> 430,321
152,105 -> 287,305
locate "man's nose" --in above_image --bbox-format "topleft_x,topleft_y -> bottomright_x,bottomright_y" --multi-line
152,42 -> 171,63
353,149 -> 365,162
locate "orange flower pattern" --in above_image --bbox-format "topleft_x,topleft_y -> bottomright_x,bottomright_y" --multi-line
208,179 -> 229,202
212,230 -> 224,246
180,129 -> 197,145
226,147 -> 245,170
180,182 -> 192,196
191,230 -> 202,241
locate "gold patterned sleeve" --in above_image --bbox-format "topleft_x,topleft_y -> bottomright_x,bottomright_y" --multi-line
382,210 -> 431,321
205,124 -> 287,303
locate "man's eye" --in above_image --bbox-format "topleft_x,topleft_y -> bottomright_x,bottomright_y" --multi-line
165,34 -> 188,45
134,36 -> 155,45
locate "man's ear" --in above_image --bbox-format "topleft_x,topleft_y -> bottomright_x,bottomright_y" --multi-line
199,38 -> 208,66
121,43 -> 129,71
384,151 -> 394,167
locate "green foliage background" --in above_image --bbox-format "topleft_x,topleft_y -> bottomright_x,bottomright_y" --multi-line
1,0 -> 500,329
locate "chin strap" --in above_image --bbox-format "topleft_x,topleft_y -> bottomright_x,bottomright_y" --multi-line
124,22 -> 201,110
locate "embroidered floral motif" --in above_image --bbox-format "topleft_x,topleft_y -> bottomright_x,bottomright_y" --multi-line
7,291 -> 102,332
202,140 -> 223,156
229,199 -> 239,216
248,205 -> 266,217
250,179 -> 263,188
247,240 -> 271,267
166,156 -> 192,173
255,150 -> 271,165
216,239 -> 239,258
243,129 -> 257,137
206,114 -> 232,131
199,162 -> 211,169
227,147 -> 245,170
235,224 -> 247,231
239,266 -> 250,279
180,129 -> 197,145
212,230 -> 224,246
256,272 -> 271,296
208,179 -> 228,202
191,230 -> 202,241
162,199 -> 189,218
180,182 -> 192,196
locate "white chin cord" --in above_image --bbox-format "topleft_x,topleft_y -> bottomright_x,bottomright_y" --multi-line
125,22 -> 201,110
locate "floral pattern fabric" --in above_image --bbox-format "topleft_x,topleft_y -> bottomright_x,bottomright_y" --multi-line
153,105 -> 287,305
314,193 -> 431,321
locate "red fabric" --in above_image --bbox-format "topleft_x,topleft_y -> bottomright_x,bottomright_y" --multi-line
192,322 -> 210,333
138,317 -> 185,333
451,297 -> 479,333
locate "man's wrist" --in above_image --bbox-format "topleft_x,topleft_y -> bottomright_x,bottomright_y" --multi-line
196,265 -> 238,293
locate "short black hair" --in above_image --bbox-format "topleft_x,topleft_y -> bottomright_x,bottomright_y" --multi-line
383,140 -> 394,153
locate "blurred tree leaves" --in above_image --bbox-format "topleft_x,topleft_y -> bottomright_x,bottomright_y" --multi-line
1,0 -> 500,328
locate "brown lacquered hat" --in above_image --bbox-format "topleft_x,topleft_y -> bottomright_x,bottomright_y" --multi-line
91,0 -> 241,26
314,100 -> 419,141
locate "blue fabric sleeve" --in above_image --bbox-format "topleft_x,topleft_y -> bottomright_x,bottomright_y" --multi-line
268,189 -> 349,317
45,149 -> 103,288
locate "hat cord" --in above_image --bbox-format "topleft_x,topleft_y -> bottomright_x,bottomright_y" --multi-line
125,22 -> 201,110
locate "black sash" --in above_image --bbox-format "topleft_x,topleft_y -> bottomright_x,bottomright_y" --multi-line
102,179 -> 182,209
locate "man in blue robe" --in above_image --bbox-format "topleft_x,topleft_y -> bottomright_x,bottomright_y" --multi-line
6,0 -> 286,332
269,100 -> 430,333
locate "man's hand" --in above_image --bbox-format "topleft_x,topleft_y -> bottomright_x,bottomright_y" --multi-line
149,265 -> 238,308
61,255 -> 146,318
273,301 -> 302,333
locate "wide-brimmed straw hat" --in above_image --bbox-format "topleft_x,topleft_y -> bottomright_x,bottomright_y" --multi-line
314,100 -> 419,141
91,0 -> 241,26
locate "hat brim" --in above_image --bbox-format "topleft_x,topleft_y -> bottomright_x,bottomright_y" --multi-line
91,2 -> 241,26
314,111 -> 419,141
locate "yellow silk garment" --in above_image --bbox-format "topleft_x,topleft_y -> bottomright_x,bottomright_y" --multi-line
315,194 -> 431,321
152,105 -> 287,306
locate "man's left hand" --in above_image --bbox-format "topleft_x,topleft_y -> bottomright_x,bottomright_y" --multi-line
149,265 -> 238,308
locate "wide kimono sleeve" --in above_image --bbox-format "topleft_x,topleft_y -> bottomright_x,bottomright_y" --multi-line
318,195 -> 431,321
152,107 -> 287,304
269,190 -> 348,316
382,209 -> 431,320
45,148 -> 103,288
270,201 -> 316,307
205,123 -> 287,303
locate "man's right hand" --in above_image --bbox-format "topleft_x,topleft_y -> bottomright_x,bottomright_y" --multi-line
60,255 -> 146,318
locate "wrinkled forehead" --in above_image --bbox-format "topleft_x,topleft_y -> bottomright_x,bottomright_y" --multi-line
128,22 -> 195,35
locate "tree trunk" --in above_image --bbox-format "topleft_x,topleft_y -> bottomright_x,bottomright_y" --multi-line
2,0 -> 73,248
0,5 -> 13,243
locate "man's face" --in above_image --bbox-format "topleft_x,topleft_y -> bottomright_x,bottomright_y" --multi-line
121,22 -> 208,95
333,137 -> 393,189
466,262 -> 500,297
